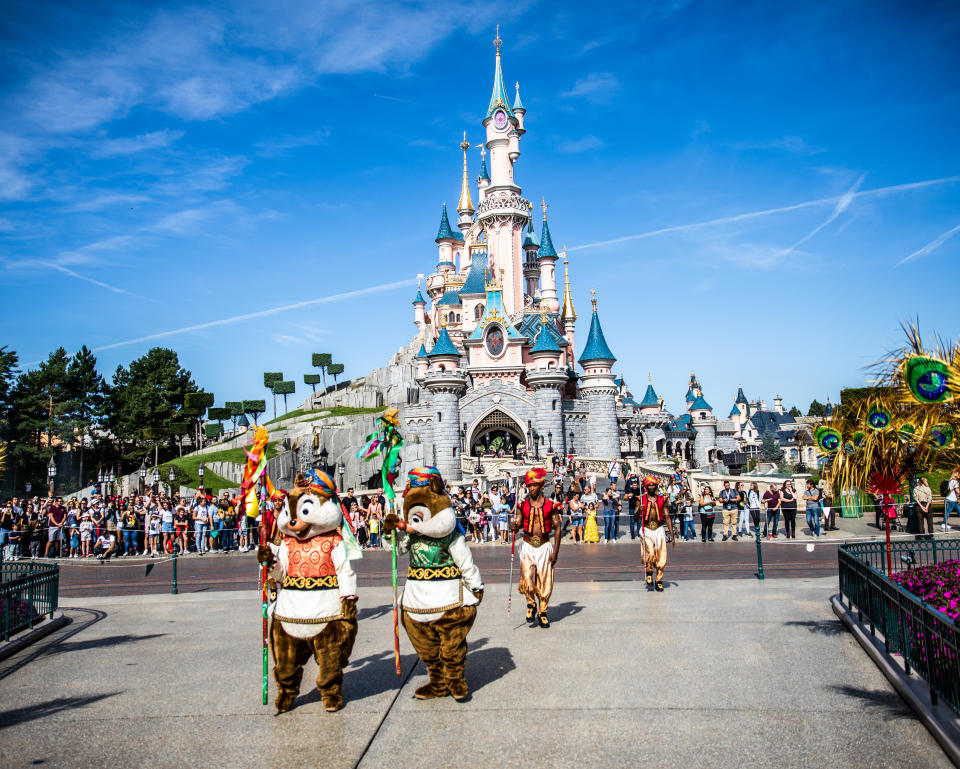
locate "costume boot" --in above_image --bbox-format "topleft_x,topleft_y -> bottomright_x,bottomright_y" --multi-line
414,662 -> 448,699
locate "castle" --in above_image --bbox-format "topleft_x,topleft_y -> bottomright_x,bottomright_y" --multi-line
398,34 -> 739,482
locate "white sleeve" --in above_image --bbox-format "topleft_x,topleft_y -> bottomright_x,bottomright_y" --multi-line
395,530 -> 412,554
449,535 -> 483,592
268,542 -> 286,583
333,541 -> 357,597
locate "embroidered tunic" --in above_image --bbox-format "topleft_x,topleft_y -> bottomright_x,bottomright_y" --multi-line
399,528 -> 482,623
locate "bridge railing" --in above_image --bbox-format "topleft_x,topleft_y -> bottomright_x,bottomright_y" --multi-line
838,538 -> 960,714
1,560 -> 59,641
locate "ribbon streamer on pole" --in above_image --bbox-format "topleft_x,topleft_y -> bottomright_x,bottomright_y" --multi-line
359,408 -> 404,675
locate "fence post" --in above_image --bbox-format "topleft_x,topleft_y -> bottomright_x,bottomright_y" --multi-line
171,546 -> 178,596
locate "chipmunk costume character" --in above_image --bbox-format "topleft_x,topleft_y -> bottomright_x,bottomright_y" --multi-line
513,467 -> 561,628
635,476 -> 673,592
383,467 -> 483,701
258,469 -> 362,713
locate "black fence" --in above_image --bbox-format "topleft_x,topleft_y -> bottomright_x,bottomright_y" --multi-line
1,560 -> 59,641
838,538 -> 960,714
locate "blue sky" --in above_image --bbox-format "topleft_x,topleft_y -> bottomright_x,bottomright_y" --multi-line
1,0 -> 958,417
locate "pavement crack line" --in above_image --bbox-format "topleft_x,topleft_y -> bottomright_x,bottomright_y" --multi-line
352,656 -> 420,769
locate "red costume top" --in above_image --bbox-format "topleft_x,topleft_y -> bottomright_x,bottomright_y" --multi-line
284,531 -> 342,587
639,494 -> 666,525
520,497 -> 558,534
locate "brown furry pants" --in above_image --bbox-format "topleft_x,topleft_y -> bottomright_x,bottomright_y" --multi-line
402,605 -> 477,695
270,617 -> 358,706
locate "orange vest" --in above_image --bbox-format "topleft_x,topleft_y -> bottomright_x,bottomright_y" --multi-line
285,532 -> 340,580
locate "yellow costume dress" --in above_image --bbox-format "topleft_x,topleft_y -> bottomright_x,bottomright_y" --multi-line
583,509 -> 600,543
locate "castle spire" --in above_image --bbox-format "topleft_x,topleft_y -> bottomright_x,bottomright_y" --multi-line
579,289 -> 615,363
457,132 -> 474,214
560,259 -> 577,321
486,25 -> 515,119
539,198 -> 557,257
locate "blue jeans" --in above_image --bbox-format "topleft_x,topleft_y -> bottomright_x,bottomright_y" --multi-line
945,500 -> 960,525
765,510 -> 780,536
629,512 -> 638,539
0,529 -> 9,549
683,520 -> 696,540
122,530 -> 138,554
195,523 -> 209,553
806,508 -> 821,536
603,513 -> 616,541
221,528 -> 235,551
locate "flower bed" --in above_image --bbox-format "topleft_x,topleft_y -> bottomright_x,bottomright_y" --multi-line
891,559 -> 960,620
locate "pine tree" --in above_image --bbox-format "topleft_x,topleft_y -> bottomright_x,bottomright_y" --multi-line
759,432 -> 784,463
807,399 -> 827,417
65,345 -> 106,489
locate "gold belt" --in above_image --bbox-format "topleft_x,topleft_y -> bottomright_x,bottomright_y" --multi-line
282,575 -> 338,590
524,534 -> 548,547
646,521 -> 661,530
407,565 -> 462,581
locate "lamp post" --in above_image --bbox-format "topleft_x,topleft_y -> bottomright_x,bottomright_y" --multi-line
569,431 -> 575,457
97,466 -> 105,495
548,432 -> 553,454
138,460 -> 147,496
168,466 -> 176,497
197,461 -> 205,492
318,447 -> 329,474
47,455 -> 57,497
461,422 -> 467,454
336,462 -> 344,493
107,466 -> 116,497
754,506 -> 765,581
152,467 -> 160,494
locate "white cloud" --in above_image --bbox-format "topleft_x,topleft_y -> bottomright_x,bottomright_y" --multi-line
731,136 -> 824,155
70,193 -> 151,212
91,129 -> 184,158
557,135 -> 604,153
559,73 -> 620,102
896,223 -> 960,267
255,129 -> 330,156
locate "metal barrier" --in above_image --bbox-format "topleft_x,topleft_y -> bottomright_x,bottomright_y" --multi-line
838,538 -> 960,714
1,560 -> 59,641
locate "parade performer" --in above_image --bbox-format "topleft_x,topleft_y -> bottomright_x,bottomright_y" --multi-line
383,467 -> 483,701
635,476 -> 673,592
258,469 -> 362,714
512,467 -> 561,627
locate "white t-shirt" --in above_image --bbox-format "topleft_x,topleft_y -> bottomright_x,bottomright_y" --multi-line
949,478 -> 959,503
96,534 -> 115,548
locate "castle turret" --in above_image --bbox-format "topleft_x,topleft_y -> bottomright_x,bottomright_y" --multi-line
578,291 -> 619,458
689,391 -> 717,467
415,341 -> 429,379
513,81 -> 526,134
423,319 -> 467,480
638,375 -> 661,416
476,146 -> 490,203
560,259 -> 577,368
522,207 -> 540,299
456,133 -> 474,235
412,280 -> 426,333
435,203 -> 457,272
537,200 -> 560,313
527,313 -> 566,459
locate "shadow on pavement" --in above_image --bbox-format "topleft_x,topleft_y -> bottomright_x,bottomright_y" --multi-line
829,684 -> 913,720
785,619 -> 845,636
466,645 -> 515,694
358,604 -> 393,622
0,692 -> 121,729
45,633 -> 167,655
288,651 -> 422,708
549,602 -> 584,622
0,608 -> 107,682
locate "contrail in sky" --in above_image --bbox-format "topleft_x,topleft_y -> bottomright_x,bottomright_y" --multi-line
896,222 -> 960,267
774,173 -> 866,260
568,175 -> 960,252
373,93 -> 422,106
93,277 -> 417,352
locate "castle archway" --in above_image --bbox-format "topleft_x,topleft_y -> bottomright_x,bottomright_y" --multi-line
468,409 -> 526,457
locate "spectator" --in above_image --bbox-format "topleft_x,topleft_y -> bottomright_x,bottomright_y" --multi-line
762,484 -> 781,539
193,498 -> 210,555
94,531 -> 117,561
121,504 -> 139,556
607,457 -> 621,491
368,505 -> 381,549
914,477 -> 933,536
735,481 -> 750,537
79,511 -> 95,557
780,481 -> 798,539
220,498 -> 236,552
624,476 -> 641,540
569,487 -> 584,543
26,511 -> 43,559
602,489 -> 617,543
160,500 -> 175,553
0,501 -> 14,554
583,501 -> 600,543
944,468 -> 959,531
45,500 -> 66,558
699,485 -> 716,542
147,509 -> 161,556
718,481 -> 740,541
174,504 -> 191,553
746,483 -> 762,533
819,479 -> 836,531
682,491 -> 696,541
3,520 -> 20,560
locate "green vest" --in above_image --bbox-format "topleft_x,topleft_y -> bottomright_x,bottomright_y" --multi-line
408,531 -> 457,570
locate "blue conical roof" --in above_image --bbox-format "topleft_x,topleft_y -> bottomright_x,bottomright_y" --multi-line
435,204 -> 455,242
539,216 -> 557,258
735,386 -> 748,404
460,253 -> 488,294
513,82 -> 525,112
412,288 -> 426,305
522,218 -> 539,248
639,384 -> 659,408
578,306 -> 616,363
478,156 -> 490,182
428,326 -> 459,358
530,318 -> 561,354
729,404 -> 741,417
689,395 -> 712,411
415,343 -> 428,360
685,387 -> 696,402
486,51 -> 516,119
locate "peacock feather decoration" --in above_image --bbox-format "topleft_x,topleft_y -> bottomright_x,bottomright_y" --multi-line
820,324 -> 960,499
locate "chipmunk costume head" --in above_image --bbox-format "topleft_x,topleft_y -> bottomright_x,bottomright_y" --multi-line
402,467 -> 457,539
278,469 -> 345,540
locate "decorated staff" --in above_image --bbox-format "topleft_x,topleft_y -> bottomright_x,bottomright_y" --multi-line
819,325 -> 960,574
257,469 -> 362,713
359,407 -> 404,675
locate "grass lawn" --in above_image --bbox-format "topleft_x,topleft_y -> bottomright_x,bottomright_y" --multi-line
161,440 -> 282,492
264,405 -> 384,425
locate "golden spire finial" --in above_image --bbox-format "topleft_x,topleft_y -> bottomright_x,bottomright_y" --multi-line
441,314 -> 447,328
560,259 -> 577,321
458,131 -> 474,212
590,288 -> 597,312
494,24 -> 502,54
540,309 -> 549,324
649,372 -> 652,383
499,267 -> 505,282
541,197 -> 548,221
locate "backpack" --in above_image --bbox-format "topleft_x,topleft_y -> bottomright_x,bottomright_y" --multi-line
940,479 -> 951,497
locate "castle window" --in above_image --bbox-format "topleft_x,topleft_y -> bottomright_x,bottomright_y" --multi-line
448,311 -> 456,324
475,304 -> 484,320
437,412 -> 442,423
552,399 -> 557,410
456,313 -> 460,323
700,412 -> 706,419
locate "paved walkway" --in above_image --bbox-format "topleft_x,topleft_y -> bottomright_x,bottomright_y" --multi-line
0,578 -> 950,769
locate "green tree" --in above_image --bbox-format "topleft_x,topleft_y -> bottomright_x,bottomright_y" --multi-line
243,399 -> 266,425
107,347 -> 197,468
204,423 -> 223,439
184,392 -> 215,449
0,346 -> 18,439
758,432 -> 784,463
264,372 -> 283,420
807,399 -> 828,417
273,380 -> 295,413
64,345 -> 106,489
788,405 -> 802,418
224,401 -> 243,432
168,421 -> 190,457
304,373 -> 321,398
312,353 -> 332,391
327,363 -> 344,385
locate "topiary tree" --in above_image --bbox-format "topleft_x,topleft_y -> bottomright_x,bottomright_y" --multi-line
204,423 -> 223,439
243,399 -> 266,426
273,380 -> 295,414
168,421 -> 190,457
327,363 -> 344,386
304,373 -> 321,395
207,407 -> 231,437
264,372 -> 283,420
225,401 -> 243,432
184,391 -> 215,449
312,353 -> 332,391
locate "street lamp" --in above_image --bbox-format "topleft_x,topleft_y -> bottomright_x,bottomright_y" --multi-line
569,431 -> 575,456
152,467 -> 160,493
197,461 -> 205,491
168,466 -> 176,496
97,467 -> 105,495
548,432 -> 553,453
336,462 -> 344,491
318,447 -> 329,474
138,460 -> 147,495
108,466 -> 116,497
47,455 -> 57,496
